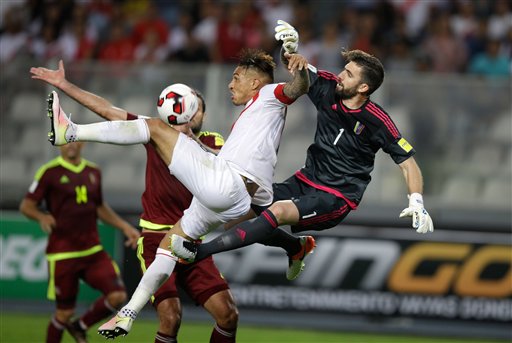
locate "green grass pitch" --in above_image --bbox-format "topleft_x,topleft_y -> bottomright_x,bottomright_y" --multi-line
0,313 -> 507,343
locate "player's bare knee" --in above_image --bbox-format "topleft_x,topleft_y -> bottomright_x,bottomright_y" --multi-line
268,202 -> 287,222
158,310 -> 181,333
55,309 -> 74,323
106,290 -> 127,309
214,304 -> 239,329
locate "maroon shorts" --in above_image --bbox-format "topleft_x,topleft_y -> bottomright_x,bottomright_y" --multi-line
138,232 -> 230,307
52,250 -> 125,310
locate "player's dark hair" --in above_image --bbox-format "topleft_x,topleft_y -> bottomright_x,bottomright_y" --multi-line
342,49 -> 384,96
194,89 -> 206,113
238,48 -> 276,83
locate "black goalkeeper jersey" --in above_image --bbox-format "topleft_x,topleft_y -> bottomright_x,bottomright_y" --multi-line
296,66 -> 416,209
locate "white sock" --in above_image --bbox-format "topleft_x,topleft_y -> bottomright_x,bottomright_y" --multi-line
121,248 -> 177,315
73,119 -> 150,144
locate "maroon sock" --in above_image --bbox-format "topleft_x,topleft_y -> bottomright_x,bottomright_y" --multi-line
46,316 -> 65,343
80,296 -> 115,328
155,331 -> 177,343
210,324 -> 236,343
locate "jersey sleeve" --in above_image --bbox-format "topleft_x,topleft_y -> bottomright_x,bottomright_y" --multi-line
307,65 -> 337,108
198,131 -> 224,150
127,113 -> 138,120
377,128 -> 416,164
25,166 -> 50,203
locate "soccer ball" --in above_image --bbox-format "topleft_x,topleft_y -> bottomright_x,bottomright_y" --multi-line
157,83 -> 199,125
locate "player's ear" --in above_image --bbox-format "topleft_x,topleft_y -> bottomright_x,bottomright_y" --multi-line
358,83 -> 369,94
251,78 -> 261,90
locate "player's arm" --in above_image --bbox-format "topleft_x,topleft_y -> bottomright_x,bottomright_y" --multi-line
274,20 -> 309,100
398,157 -> 434,234
19,198 -> 55,234
282,53 -> 310,100
398,156 -> 423,194
30,60 -> 128,121
97,202 -> 140,249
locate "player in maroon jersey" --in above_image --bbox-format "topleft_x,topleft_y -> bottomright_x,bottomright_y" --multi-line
19,141 -> 140,343
30,60 -> 239,343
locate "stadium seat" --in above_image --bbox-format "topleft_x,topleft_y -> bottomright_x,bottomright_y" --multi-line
119,95 -> 154,117
0,156 -> 27,187
102,161 -> 144,194
441,176 -> 480,207
481,178 -> 512,209
490,113 -> 512,144
18,126 -> 49,159
9,93 -> 44,125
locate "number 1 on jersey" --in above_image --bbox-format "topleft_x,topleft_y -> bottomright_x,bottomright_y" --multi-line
333,129 -> 344,145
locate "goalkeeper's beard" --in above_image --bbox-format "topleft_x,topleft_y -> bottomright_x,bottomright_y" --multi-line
336,85 -> 358,100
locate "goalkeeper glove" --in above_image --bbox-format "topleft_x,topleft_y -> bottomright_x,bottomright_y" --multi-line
399,193 -> 434,234
274,20 -> 299,54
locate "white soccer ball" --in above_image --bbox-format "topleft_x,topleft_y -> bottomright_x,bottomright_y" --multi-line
157,83 -> 199,125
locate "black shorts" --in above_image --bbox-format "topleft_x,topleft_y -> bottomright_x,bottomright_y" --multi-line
253,175 -> 351,233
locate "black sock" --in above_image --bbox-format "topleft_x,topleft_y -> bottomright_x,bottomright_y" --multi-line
196,209 -> 278,260
259,228 -> 302,256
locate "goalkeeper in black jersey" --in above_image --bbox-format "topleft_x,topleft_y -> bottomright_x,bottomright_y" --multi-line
171,20 -> 434,281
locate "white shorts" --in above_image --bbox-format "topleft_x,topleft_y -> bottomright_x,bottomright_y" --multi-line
169,133 -> 251,238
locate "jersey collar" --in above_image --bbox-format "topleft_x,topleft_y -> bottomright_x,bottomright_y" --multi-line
57,156 -> 87,173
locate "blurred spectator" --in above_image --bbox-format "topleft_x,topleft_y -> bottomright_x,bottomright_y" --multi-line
213,3 -> 247,63
391,0 -> 448,41
59,20 -> 96,62
135,28 -> 168,62
193,0 -> 222,50
257,0 -> 293,35
421,12 -> 468,73
167,12 -> 193,56
131,0 -> 169,47
469,39 -> 510,77
317,21 -> 343,70
487,0 -> 512,40
296,25 -> 320,66
171,29 -> 210,63
31,24 -> 62,62
58,4 -> 98,62
385,37 -> 417,74
0,5 -> 28,64
238,0 -> 264,49
98,21 -> 135,61
465,18 -> 490,60
450,0 -> 479,40
350,12 -> 382,57
86,0 -> 115,39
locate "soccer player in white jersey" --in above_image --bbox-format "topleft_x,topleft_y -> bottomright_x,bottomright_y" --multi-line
43,48 -> 310,338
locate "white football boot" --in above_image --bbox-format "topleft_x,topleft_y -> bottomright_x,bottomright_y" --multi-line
169,234 -> 198,263
47,91 -> 77,146
97,309 -> 137,339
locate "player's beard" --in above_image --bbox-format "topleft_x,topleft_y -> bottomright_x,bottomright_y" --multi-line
336,84 -> 359,100
191,122 -> 202,135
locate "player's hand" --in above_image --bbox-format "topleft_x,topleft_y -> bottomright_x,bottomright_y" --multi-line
39,214 -> 56,234
285,52 -> 308,73
274,20 -> 299,54
399,193 -> 434,234
123,226 -> 141,249
30,59 -> 66,88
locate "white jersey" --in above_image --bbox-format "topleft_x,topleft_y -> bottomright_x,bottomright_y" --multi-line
218,83 -> 294,206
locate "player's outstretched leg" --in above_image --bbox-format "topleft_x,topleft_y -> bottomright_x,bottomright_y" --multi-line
97,309 -> 137,339
287,235 -> 316,280
47,91 -> 77,146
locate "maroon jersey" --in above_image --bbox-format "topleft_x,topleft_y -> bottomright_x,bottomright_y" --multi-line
25,156 -> 103,253
127,113 -> 224,228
